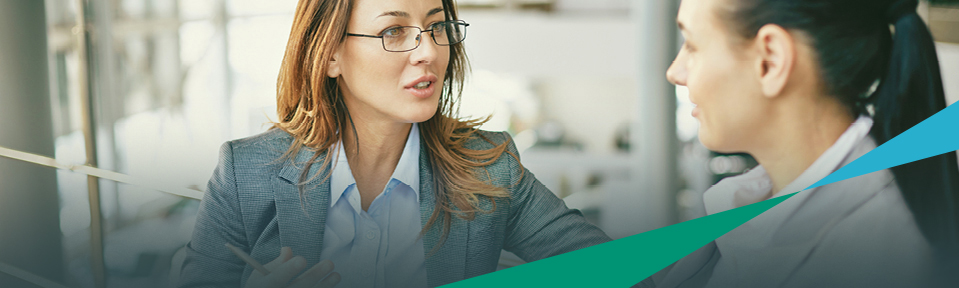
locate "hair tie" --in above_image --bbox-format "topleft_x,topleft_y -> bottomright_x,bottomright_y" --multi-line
886,0 -> 919,23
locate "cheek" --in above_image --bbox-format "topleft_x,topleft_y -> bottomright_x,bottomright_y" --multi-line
342,54 -> 403,94
687,53 -> 741,145
694,61 -> 769,151
687,54 -> 728,114
436,48 -> 452,79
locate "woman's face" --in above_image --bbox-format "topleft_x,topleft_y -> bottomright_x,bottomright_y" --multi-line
331,0 -> 450,125
667,0 -> 772,153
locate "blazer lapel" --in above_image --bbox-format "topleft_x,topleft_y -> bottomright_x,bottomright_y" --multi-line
419,144 -> 469,287
273,147 -> 331,266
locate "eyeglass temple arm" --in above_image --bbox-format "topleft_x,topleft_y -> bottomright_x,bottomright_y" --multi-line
346,33 -> 382,38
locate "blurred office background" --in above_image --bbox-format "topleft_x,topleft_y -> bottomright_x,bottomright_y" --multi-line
2,0 -> 959,287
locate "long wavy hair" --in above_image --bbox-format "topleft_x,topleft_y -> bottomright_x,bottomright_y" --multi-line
273,0 -> 519,245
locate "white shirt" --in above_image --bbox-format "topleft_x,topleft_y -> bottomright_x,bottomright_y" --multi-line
320,124 -> 427,288
703,115 -> 875,215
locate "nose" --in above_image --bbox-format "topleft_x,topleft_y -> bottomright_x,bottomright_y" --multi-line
409,31 -> 440,65
666,46 -> 688,86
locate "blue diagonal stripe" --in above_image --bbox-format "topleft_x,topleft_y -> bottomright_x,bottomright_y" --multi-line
809,102 -> 959,190
445,102 -> 959,287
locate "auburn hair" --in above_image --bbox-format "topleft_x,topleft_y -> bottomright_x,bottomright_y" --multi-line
273,0 -> 520,245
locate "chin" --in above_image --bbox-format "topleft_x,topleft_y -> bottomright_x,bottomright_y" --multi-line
406,108 -> 438,123
698,129 -> 731,153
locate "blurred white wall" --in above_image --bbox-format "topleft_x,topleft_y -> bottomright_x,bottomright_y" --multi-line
937,42 -> 959,105
460,11 -> 638,153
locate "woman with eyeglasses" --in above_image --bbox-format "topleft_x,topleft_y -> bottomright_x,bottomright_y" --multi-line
643,0 -> 959,287
177,0 -> 610,287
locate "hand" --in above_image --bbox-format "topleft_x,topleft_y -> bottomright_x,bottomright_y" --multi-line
244,247 -> 340,288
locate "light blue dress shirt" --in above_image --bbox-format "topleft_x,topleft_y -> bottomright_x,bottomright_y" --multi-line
320,123 -> 427,288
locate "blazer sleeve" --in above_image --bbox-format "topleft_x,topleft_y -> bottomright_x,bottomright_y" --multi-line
177,141 -> 249,288
500,132 -> 612,261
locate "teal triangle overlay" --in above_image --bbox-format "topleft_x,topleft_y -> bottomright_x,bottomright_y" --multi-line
444,102 -> 959,288
441,193 -> 797,287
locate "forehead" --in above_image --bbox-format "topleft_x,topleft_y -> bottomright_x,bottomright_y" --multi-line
677,0 -> 717,33
351,0 -> 445,21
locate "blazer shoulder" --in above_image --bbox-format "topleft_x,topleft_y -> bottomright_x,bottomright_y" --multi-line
228,127 -> 294,150
463,129 -> 512,151
800,180 -> 933,287
831,176 -> 923,242
463,129 -> 521,166
456,129 -> 521,188
221,127 -> 296,167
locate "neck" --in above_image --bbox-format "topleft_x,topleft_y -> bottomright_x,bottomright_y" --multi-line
750,95 -> 854,195
341,118 -> 412,175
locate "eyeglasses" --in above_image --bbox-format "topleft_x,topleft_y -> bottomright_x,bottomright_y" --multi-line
346,20 -> 469,52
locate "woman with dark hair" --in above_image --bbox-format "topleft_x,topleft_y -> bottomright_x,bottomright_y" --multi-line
177,0 -> 609,287
647,0 -> 959,287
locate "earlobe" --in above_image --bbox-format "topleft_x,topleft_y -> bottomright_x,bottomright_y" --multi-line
755,24 -> 795,98
327,58 -> 341,78
326,49 -> 343,78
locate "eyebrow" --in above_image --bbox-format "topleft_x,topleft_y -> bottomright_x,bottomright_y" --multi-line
378,11 -> 410,18
377,7 -> 445,19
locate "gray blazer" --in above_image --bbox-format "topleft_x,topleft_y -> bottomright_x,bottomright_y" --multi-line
178,128 -> 610,287
641,136 -> 944,288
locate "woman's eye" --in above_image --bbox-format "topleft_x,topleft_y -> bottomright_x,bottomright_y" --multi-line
382,27 -> 404,37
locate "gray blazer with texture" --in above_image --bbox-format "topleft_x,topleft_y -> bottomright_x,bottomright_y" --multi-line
640,136 -> 951,288
177,128 -> 611,287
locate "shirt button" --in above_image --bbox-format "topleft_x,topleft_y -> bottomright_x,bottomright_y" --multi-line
366,231 -> 375,239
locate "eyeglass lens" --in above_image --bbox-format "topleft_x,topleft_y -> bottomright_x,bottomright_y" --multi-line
382,22 -> 466,52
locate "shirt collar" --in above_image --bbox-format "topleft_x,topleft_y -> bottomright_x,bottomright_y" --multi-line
329,123 -> 421,207
775,115 -> 873,197
703,115 -> 874,215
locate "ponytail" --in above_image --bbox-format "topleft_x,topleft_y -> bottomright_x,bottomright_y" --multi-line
870,0 -> 959,251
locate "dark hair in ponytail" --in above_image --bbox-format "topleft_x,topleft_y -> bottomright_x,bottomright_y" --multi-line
720,0 -> 959,251
872,0 -> 959,252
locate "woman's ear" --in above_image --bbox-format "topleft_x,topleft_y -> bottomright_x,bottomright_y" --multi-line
753,24 -> 795,98
326,46 -> 343,78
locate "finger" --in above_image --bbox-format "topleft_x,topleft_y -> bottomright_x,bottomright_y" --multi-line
264,256 -> 307,288
314,272 -> 340,288
289,260 -> 335,288
263,247 -> 293,272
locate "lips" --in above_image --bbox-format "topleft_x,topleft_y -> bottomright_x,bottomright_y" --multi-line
404,75 -> 439,99
404,75 -> 438,89
689,97 -> 699,117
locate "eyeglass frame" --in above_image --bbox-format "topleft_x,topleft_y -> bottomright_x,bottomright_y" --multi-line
345,20 -> 470,52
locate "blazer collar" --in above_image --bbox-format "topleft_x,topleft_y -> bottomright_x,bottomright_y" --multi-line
418,141 -> 469,287
274,147 -> 331,265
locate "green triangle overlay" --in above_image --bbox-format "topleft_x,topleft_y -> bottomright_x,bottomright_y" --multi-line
442,193 -> 797,287
443,101 -> 959,287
